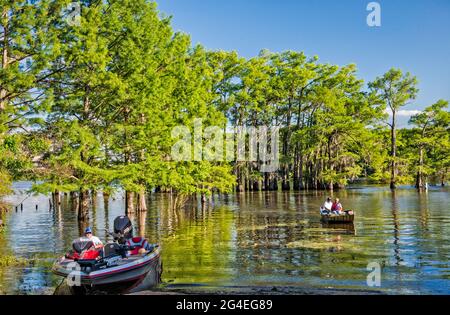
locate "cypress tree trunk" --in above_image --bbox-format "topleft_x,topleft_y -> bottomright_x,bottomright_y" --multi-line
416,146 -> 425,190
293,167 -> 300,190
282,102 -> 292,192
103,192 -> 110,212
70,191 -> 78,212
51,190 -> 61,210
138,191 -> 148,212
126,191 -> 135,214
298,156 -> 304,190
293,150 -> 301,191
253,179 -> 261,192
390,110 -> 398,190
282,165 -> 290,191
236,165 -> 245,192
264,173 -> 270,191
270,175 -> 278,191
0,7 -> 10,112
91,190 -> 97,207
78,190 -> 90,221
327,139 -> 334,191
138,210 -> 147,238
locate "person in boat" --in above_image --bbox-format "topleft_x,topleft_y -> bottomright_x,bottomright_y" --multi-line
332,198 -> 344,214
84,227 -> 104,249
321,197 -> 333,214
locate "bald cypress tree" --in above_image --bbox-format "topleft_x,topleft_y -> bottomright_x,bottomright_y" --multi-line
369,69 -> 419,190
0,0 -> 67,194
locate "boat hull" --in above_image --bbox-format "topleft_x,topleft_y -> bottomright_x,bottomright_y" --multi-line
53,247 -> 162,294
321,214 -> 355,224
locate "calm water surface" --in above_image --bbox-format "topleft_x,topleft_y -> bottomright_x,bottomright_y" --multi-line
0,182 -> 449,294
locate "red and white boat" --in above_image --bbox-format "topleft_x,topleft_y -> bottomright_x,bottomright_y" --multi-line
52,216 -> 162,294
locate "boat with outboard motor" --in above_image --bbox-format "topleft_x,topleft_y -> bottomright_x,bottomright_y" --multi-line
52,216 -> 162,294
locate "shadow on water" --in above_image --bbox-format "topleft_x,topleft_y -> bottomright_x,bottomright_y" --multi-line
1,182 -> 450,295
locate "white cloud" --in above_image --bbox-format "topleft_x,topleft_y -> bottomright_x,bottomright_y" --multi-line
384,109 -> 422,117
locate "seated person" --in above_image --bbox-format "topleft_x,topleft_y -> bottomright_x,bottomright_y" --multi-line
84,227 -> 104,249
332,198 -> 344,214
321,197 -> 333,214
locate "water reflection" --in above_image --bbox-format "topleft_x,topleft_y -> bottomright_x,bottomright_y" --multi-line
0,183 -> 449,294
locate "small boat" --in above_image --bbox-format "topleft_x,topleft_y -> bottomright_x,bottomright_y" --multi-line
52,216 -> 162,294
320,209 -> 355,224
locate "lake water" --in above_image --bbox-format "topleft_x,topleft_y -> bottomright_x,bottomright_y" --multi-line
0,182 -> 449,295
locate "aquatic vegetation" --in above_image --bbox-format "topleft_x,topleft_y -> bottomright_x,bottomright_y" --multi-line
236,221 -> 308,232
0,253 -> 55,268
0,202 -> 9,213
300,228 -> 351,235
0,255 -> 31,267
286,238 -> 361,252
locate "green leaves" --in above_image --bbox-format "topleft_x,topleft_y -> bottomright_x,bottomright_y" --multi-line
408,100 -> 450,185
369,68 -> 419,112
1,1 -> 448,199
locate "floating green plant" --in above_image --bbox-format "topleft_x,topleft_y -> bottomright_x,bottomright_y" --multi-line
286,239 -> 361,251
0,255 -> 31,267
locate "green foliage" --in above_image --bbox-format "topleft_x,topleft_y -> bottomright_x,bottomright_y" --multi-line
369,69 -> 419,112
407,100 -> 450,185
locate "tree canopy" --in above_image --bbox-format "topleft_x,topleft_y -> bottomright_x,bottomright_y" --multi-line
0,1 -> 449,214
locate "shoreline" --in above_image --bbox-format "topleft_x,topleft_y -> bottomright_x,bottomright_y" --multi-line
129,286 -> 386,296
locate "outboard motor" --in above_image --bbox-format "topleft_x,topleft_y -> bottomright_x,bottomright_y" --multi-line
113,216 -> 133,244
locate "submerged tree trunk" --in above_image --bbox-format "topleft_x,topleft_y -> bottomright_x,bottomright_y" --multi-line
253,179 -> 261,192
236,165 -> 245,192
137,191 -> 147,212
70,191 -> 79,212
103,192 -> 110,211
51,190 -> 61,210
78,190 -> 90,221
126,191 -> 135,215
390,110 -> 398,190
416,146 -> 425,190
282,165 -> 290,191
91,190 -> 98,207
201,193 -> 207,204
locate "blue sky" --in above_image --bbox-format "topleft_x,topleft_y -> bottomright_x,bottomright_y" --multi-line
157,0 -> 450,121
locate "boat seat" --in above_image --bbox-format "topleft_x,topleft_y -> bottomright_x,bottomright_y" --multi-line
126,237 -> 152,256
103,243 -> 124,258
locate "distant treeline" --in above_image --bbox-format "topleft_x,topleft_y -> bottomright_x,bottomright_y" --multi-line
0,1 -> 449,217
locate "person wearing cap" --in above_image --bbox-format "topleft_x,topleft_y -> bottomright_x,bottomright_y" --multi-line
84,227 -> 104,249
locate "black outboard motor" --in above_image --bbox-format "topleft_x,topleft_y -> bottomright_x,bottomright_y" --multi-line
113,216 -> 133,244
